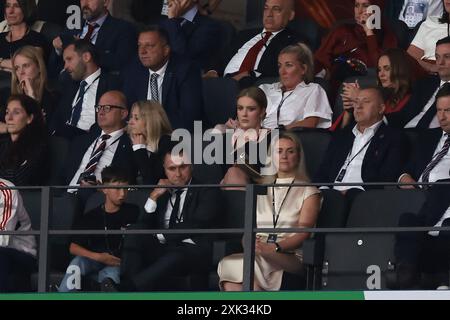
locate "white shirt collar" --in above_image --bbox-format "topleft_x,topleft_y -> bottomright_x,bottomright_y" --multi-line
440,80 -> 449,87
183,6 -> 198,22
100,128 -> 124,142
262,28 -> 283,37
352,120 -> 383,137
83,68 -> 101,86
149,61 -> 169,76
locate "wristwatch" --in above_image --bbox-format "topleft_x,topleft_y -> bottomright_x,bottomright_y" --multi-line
275,242 -> 282,253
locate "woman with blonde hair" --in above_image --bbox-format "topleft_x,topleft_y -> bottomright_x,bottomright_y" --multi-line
218,131 -> 321,291
128,100 -> 173,184
260,43 -> 332,130
1,46 -> 57,133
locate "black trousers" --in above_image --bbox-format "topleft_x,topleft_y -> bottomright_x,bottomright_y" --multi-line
0,247 -> 36,292
121,227 -> 211,292
395,213 -> 450,274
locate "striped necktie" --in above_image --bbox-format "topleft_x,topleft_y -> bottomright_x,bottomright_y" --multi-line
421,135 -> 450,183
77,134 -> 111,183
149,73 -> 159,102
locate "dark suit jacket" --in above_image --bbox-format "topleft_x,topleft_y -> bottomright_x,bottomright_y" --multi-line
314,123 -> 409,189
49,70 -> 121,140
388,75 -> 440,128
221,27 -> 302,87
144,180 -> 221,250
62,130 -> 137,185
161,13 -> 221,70
122,54 -> 204,132
57,14 -> 137,73
402,128 -> 443,181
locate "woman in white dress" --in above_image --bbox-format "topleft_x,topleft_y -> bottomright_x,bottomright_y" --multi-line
218,131 -> 321,291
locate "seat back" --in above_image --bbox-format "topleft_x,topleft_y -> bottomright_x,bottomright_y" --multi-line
321,189 -> 426,290
202,77 -> 238,129
293,129 -> 332,178
287,18 -> 324,51
48,136 -> 69,185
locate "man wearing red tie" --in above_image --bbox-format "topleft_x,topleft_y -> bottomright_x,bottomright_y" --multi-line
218,0 -> 302,88
51,0 -> 137,74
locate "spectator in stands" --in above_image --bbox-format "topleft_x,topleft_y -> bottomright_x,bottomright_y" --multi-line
128,100 -> 172,185
50,39 -> 121,141
58,166 -> 139,292
0,94 -> 48,186
160,0 -> 221,70
51,0 -> 137,74
218,132 -> 321,291
402,36 -> 450,129
217,87 -> 271,188
122,26 -> 203,132
398,82 -> 450,190
260,43 -> 332,130
0,178 -> 36,292
120,147 -> 221,292
2,46 -> 58,122
315,86 -> 409,202
333,48 -> 413,130
314,0 -> 397,97
211,0 -> 301,89
393,83 -> 450,289
63,91 -> 136,200
407,0 -> 450,74
0,0 -> 50,72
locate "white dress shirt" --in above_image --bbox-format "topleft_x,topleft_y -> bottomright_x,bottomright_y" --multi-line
260,82 -> 333,129
147,61 -> 168,102
405,80 -> 446,129
71,68 -> 101,131
333,121 -> 383,191
144,187 -> 195,245
79,13 -> 108,44
68,128 -> 125,190
224,29 -> 282,76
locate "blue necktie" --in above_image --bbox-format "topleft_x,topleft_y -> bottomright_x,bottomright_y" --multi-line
70,80 -> 87,127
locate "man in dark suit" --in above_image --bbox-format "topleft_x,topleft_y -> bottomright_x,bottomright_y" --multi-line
122,26 -> 203,132
315,86 -> 409,197
50,40 -> 121,141
51,0 -> 137,73
160,0 -> 221,70
392,36 -> 450,129
393,83 -> 450,289
212,0 -> 301,88
120,147 -> 221,291
63,90 -> 136,197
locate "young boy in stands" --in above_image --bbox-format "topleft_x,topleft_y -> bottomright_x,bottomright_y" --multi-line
58,166 -> 139,292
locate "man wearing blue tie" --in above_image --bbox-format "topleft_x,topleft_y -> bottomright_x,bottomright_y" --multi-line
50,40 -> 121,141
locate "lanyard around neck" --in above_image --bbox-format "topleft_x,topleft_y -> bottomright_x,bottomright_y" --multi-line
271,179 -> 295,229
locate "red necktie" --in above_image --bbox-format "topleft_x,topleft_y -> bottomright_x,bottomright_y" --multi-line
239,32 -> 272,73
83,23 -> 97,42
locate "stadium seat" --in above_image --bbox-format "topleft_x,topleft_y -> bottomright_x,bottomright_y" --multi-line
287,18 -> 324,52
318,189 -> 426,290
27,192 -> 81,292
292,128 -> 332,178
48,136 -> 69,185
303,189 -> 348,290
202,77 -> 239,129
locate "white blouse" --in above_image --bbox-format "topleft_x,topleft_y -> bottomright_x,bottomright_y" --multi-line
260,81 -> 333,129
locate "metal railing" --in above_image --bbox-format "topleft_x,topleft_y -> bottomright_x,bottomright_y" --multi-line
0,181 -> 449,293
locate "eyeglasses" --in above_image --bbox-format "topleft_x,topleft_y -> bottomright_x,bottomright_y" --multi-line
95,105 -> 126,113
